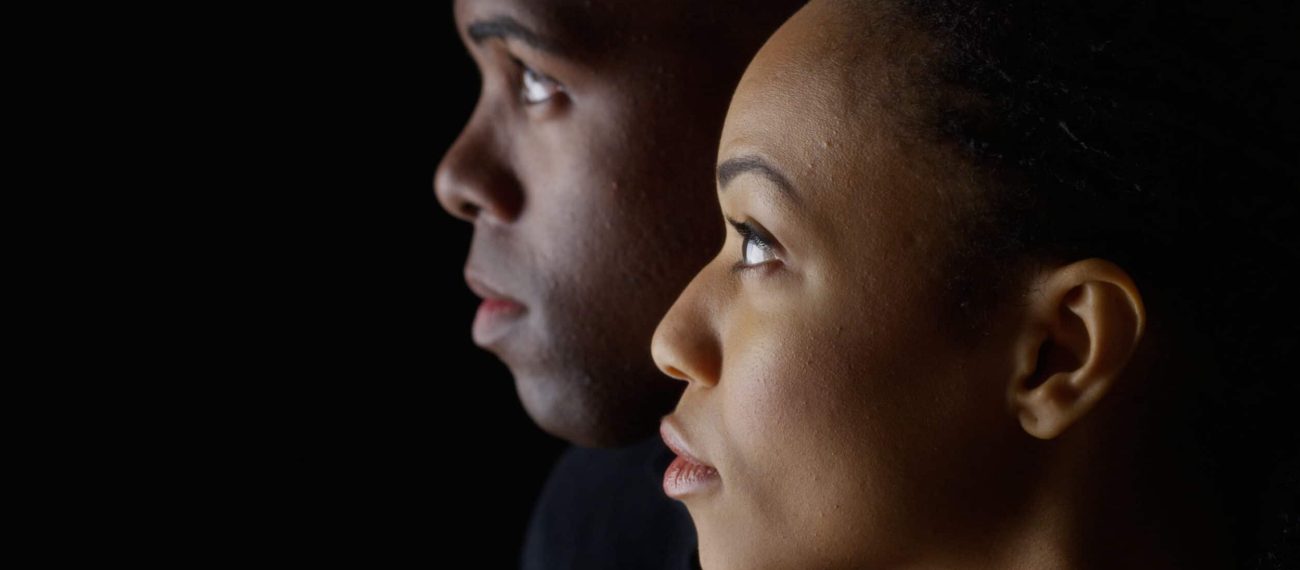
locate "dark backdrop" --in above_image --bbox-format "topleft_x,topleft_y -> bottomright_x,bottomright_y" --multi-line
187,5 -> 570,566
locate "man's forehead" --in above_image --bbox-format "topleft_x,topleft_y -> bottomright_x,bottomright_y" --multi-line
457,0 -> 739,56
454,0 -> 635,48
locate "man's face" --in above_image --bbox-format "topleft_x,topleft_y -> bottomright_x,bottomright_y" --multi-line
436,0 -> 788,447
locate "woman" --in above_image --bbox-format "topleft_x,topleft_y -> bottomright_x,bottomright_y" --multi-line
652,0 -> 1297,568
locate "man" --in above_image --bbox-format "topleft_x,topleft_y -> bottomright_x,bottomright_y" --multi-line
435,1 -> 802,568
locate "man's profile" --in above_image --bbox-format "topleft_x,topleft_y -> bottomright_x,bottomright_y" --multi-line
434,0 -> 802,567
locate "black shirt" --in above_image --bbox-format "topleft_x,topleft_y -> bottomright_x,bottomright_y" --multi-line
520,433 -> 700,570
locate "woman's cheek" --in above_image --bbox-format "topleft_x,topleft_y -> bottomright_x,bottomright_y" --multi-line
713,305 -> 894,568
722,300 -> 856,497
720,311 -> 803,471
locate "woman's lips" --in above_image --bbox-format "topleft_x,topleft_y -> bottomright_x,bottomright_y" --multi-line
663,455 -> 720,499
660,418 -> 721,499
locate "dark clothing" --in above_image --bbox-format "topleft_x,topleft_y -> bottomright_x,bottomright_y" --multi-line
520,434 -> 700,570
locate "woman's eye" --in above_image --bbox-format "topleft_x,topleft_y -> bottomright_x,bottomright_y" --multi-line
742,234 -> 779,266
729,218 -> 780,268
521,65 -> 563,105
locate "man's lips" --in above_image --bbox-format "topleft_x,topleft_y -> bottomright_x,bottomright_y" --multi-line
464,271 -> 526,347
660,416 -> 720,499
464,271 -> 524,306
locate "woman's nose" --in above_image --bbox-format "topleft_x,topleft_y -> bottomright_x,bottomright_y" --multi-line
651,265 -> 723,388
434,110 -> 523,224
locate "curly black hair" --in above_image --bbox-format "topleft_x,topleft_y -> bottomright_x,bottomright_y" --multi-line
888,0 -> 1298,566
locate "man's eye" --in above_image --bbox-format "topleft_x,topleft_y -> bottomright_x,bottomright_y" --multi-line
521,66 -> 563,105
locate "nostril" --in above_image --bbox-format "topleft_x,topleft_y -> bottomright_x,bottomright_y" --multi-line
662,365 -> 691,383
460,203 -> 481,219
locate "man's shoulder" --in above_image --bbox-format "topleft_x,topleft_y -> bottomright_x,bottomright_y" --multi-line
520,434 -> 697,570
553,433 -> 675,488
530,434 -> 684,526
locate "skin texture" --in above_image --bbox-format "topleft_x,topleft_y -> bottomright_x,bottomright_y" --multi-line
435,0 -> 801,447
652,1 -> 1231,568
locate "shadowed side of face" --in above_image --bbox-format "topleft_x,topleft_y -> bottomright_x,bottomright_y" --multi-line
652,0 -> 1035,568
435,0 -> 801,447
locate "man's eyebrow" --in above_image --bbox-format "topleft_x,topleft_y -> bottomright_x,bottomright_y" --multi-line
467,16 -> 559,54
717,155 -> 800,202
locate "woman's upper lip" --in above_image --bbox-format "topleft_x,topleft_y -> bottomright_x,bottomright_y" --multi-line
660,416 -> 715,469
464,269 -> 523,305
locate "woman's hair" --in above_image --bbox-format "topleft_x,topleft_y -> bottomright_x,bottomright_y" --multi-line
889,0 -> 1298,566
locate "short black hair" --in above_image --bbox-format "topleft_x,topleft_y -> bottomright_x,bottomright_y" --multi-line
892,0 -> 1298,566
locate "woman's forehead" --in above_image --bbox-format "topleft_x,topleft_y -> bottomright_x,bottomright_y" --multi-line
720,2 -> 922,196
720,0 -> 918,160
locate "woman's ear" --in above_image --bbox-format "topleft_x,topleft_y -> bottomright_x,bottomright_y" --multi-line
1007,258 -> 1147,439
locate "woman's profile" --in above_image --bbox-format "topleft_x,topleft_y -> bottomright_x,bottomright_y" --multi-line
652,0 -> 1297,568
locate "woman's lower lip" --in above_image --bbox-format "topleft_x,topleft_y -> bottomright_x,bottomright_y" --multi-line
472,298 -> 525,346
663,455 -> 720,499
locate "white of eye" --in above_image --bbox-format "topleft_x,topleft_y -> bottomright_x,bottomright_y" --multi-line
521,67 -> 563,105
742,234 -> 779,266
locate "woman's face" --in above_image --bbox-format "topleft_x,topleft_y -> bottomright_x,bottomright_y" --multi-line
652,1 -> 1033,568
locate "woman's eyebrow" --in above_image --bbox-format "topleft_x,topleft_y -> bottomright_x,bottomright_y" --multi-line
717,155 -> 801,204
467,16 -> 562,55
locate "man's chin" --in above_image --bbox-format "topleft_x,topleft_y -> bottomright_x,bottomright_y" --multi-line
497,343 -> 683,447
510,368 -> 605,447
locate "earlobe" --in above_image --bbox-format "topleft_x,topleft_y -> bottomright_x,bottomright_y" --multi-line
1008,258 -> 1147,440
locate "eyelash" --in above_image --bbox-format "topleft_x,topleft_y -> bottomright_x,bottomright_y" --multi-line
727,217 -> 781,273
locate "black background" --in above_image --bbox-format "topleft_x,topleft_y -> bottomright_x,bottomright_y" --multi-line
152,5 -> 571,566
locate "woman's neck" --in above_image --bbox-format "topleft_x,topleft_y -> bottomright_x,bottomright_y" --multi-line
986,372 -> 1232,570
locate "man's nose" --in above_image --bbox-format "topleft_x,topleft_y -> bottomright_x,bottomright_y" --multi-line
434,112 -> 523,224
